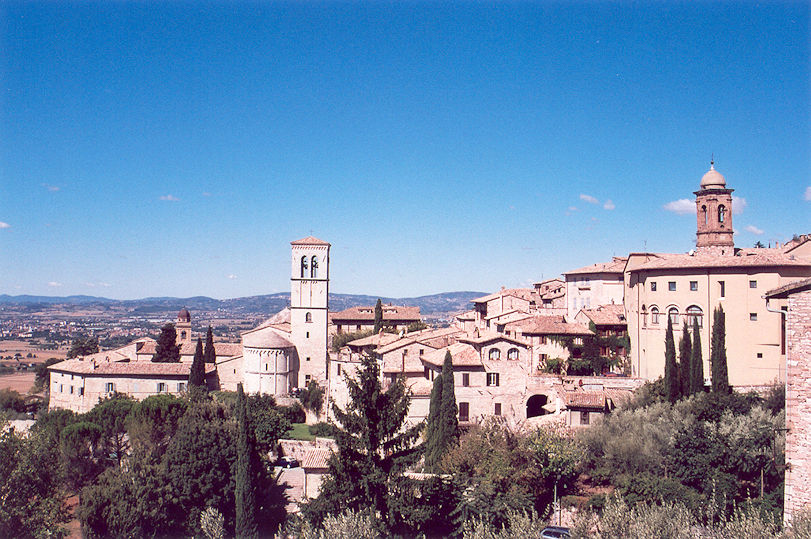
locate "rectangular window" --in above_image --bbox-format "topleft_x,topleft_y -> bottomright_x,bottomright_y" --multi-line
462,373 -> 470,387
79,387 -> 84,396
306,332 -> 309,338
419,349 -> 424,356
178,382 -> 186,392
69,386 -> 73,394
337,364 -> 342,376
719,281 -> 725,298
486,373 -> 500,387
105,382 -> 115,393
668,282 -> 676,291
757,353 -> 763,359
305,374 -> 311,382
424,366 -> 429,379
580,411 -> 590,425
458,402 -> 469,422
750,280 -> 757,289
60,384 -> 63,393
750,313 -> 758,321
690,281 -> 698,291
306,356 -> 311,362
494,403 -> 502,416
650,282 -> 657,291
157,382 -> 167,393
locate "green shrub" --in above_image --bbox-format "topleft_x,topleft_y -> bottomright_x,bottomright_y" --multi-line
279,402 -> 306,424
308,422 -> 336,437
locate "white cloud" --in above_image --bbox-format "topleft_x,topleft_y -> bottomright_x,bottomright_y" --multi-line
603,199 -> 615,210
804,186 -> 811,201
663,199 -> 696,215
84,281 -> 112,288
159,194 -> 180,201
227,274 -> 237,280
732,196 -> 746,215
47,281 -> 62,287
202,192 -> 212,197
567,206 -> 578,212
745,225 -> 764,235
0,222 -> 10,229
579,194 -> 599,205
42,184 -> 60,192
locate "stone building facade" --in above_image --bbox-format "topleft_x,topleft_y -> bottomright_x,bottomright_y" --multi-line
765,278 -> 811,525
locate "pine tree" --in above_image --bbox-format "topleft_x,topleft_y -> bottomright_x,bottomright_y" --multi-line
152,323 -> 180,363
664,316 -> 679,403
373,298 -> 383,334
689,317 -> 704,394
235,384 -> 258,539
678,322 -> 692,398
204,325 -> 216,364
711,306 -> 730,393
310,354 -> 423,529
439,351 -> 459,451
188,337 -> 206,388
424,372 -> 444,471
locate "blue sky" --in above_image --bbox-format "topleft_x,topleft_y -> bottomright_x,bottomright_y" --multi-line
1,1 -> 809,300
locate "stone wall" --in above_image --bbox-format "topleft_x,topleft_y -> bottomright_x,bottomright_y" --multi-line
784,288 -> 811,525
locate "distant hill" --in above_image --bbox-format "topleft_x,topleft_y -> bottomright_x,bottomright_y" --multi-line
0,291 -> 485,316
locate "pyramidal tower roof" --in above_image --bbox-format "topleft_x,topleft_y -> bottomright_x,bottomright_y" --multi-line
290,236 -> 330,246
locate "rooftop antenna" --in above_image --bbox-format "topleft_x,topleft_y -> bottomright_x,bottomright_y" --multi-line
710,153 -> 714,168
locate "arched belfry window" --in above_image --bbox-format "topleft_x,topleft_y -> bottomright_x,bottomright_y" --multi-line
300,256 -> 308,278
686,305 -> 703,328
305,312 -> 312,323
701,205 -> 708,225
311,256 -> 318,278
718,205 -> 726,224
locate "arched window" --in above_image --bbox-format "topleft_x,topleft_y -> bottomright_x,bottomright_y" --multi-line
305,312 -> 312,323
641,305 -> 648,327
311,256 -> 318,278
686,305 -> 703,328
668,307 -> 679,326
650,306 -> 660,325
300,256 -> 308,278
488,348 -> 501,360
718,205 -> 726,224
507,348 -> 519,360
701,205 -> 708,225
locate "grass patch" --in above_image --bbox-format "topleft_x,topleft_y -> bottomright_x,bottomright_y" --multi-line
286,423 -> 315,441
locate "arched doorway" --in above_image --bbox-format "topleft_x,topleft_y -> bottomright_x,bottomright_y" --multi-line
526,394 -> 550,418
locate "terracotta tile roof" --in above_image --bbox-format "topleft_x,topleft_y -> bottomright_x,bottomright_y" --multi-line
421,343 -> 482,368
346,332 -> 401,348
562,390 -> 607,409
302,448 -> 331,469
506,316 -> 593,336
579,304 -> 627,326
290,236 -> 330,246
565,257 -> 628,276
382,349 -> 429,374
406,377 -> 435,396
331,305 -> 421,322
375,327 -> 461,355
764,277 -> 811,299
471,288 -> 535,304
48,359 -> 216,376
455,310 -> 477,321
458,331 -> 530,347
137,341 -> 242,358
631,251 -> 811,272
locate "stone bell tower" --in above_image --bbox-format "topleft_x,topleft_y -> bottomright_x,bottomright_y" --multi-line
289,236 -> 330,386
176,308 -> 192,346
695,161 -> 734,256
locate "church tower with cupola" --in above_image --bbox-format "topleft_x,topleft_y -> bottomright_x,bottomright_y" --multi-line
176,308 -> 192,346
695,161 -> 735,256
289,236 -> 330,387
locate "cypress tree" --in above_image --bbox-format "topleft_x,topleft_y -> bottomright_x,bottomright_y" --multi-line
678,322 -> 692,398
711,306 -> 730,393
689,316 -> 704,394
439,351 -> 459,451
664,316 -> 679,403
152,323 -> 180,363
424,372 -> 444,471
235,383 -> 258,539
373,298 -> 383,333
204,325 -> 216,364
188,337 -> 205,388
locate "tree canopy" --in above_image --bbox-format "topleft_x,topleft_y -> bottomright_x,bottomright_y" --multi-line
711,306 -> 730,394
67,335 -> 99,359
204,325 -> 216,364
152,323 -> 181,363
373,298 -> 383,333
189,337 -> 206,388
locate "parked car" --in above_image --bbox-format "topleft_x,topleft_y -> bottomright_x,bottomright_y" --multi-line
541,526 -> 570,539
275,456 -> 300,468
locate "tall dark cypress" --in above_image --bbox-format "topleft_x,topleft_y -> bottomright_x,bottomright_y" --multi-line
152,323 -> 180,363
235,384 -> 258,539
204,325 -> 216,364
690,316 -> 704,394
424,373 -> 444,471
439,351 -> 459,451
711,306 -> 730,393
664,316 -> 679,403
678,322 -> 692,398
373,298 -> 383,334
188,337 -> 206,388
